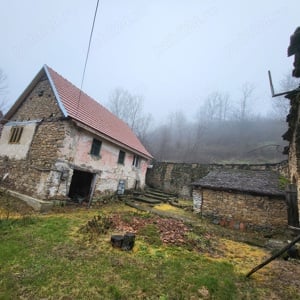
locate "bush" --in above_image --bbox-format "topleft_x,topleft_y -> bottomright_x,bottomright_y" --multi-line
79,213 -> 113,235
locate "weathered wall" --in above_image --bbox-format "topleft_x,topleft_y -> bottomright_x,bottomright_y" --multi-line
146,162 -> 209,196
11,76 -> 63,121
0,122 -> 148,200
0,120 -> 67,198
193,188 -> 287,231
0,77 -> 67,198
0,122 -> 38,159
146,160 -> 288,197
284,92 -> 300,222
57,122 -> 149,195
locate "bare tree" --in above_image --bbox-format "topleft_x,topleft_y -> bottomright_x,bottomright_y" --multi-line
108,87 -> 152,141
155,125 -> 171,161
198,92 -> 231,122
134,113 -> 153,144
236,82 -> 255,121
272,72 -> 299,120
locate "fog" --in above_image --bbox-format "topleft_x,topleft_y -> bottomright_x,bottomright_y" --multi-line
145,115 -> 288,163
1,1 -> 298,163
1,1 -> 299,122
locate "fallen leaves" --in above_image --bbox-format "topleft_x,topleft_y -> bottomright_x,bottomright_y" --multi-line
110,213 -> 191,246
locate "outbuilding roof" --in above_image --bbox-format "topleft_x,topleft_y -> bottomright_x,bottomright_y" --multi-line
192,169 -> 285,197
4,65 -> 152,159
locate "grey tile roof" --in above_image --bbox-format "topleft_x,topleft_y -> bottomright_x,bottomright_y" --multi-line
192,169 -> 285,197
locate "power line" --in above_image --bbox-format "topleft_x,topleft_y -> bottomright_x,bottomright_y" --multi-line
77,0 -> 100,114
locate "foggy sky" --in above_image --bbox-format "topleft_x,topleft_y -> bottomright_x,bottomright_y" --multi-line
1,1 -> 299,122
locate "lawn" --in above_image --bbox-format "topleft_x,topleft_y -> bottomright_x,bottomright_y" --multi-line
0,196 -> 299,299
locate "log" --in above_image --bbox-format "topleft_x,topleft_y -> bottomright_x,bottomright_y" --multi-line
246,234 -> 300,278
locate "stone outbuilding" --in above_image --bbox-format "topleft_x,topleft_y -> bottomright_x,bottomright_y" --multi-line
0,65 -> 152,204
192,169 -> 287,231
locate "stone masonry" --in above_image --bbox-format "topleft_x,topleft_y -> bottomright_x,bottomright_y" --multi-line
283,92 -> 300,222
146,160 -> 288,198
0,76 -> 68,198
193,188 -> 287,231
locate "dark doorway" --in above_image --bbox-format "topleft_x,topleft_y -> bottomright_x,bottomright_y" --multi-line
286,184 -> 300,227
134,180 -> 140,190
69,169 -> 94,203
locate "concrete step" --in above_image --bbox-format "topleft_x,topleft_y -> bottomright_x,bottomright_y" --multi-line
132,196 -> 161,205
146,188 -> 177,197
144,193 -> 169,202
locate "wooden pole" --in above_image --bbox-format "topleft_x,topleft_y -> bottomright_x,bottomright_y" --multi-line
246,234 -> 300,278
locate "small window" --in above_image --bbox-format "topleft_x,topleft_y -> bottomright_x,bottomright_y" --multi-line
118,150 -> 126,164
132,154 -> 140,168
9,126 -> 23,144
90,139 -> 102,156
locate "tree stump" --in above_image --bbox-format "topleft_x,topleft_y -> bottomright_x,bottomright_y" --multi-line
121,233 -> 135,251
111,235 -> 124,248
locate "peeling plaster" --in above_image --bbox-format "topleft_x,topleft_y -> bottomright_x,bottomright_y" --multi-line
0,123 -> 38,159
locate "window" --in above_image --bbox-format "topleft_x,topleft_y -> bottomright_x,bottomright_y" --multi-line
9,126 -> 23,144
90,139 -> 102,156
132,155 -> 140,168
118,150 -> 126,164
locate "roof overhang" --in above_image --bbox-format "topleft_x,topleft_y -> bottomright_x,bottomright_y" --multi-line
5,119 -> 42,126
72,120 -> 152,160
193,184 -> 285,198
43,65 -> 68,117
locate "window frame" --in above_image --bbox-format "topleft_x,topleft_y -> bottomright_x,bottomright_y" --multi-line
90,138 -> 102,157
9,126 -> 24,144
118,150 -> 126,165
132,154 -> 140,168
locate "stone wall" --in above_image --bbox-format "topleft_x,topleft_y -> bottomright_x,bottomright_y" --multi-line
285,92 -> 300,219
0,76 -> 68,198
146,162 -> 209,196
11,76 -> 63,121
30,121 -> 66,168
0,120 -> 67,198
193,188 -> 287,231
146,160 -> 288,197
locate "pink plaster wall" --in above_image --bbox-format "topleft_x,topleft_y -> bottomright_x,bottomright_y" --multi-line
59,122 -> 149,193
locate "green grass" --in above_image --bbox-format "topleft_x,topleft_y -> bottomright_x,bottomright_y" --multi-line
0,204 -> 284,300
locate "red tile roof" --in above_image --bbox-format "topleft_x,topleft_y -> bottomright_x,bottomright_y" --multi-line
45,65 -> 152,159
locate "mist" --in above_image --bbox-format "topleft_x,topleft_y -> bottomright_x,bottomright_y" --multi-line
144,115 -> 287,164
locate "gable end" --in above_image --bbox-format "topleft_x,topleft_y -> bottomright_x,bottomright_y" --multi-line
43,65 -> 68,117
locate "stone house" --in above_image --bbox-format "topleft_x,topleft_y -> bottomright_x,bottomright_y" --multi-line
192,169 -> 287,231
0,65 -> 152,203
